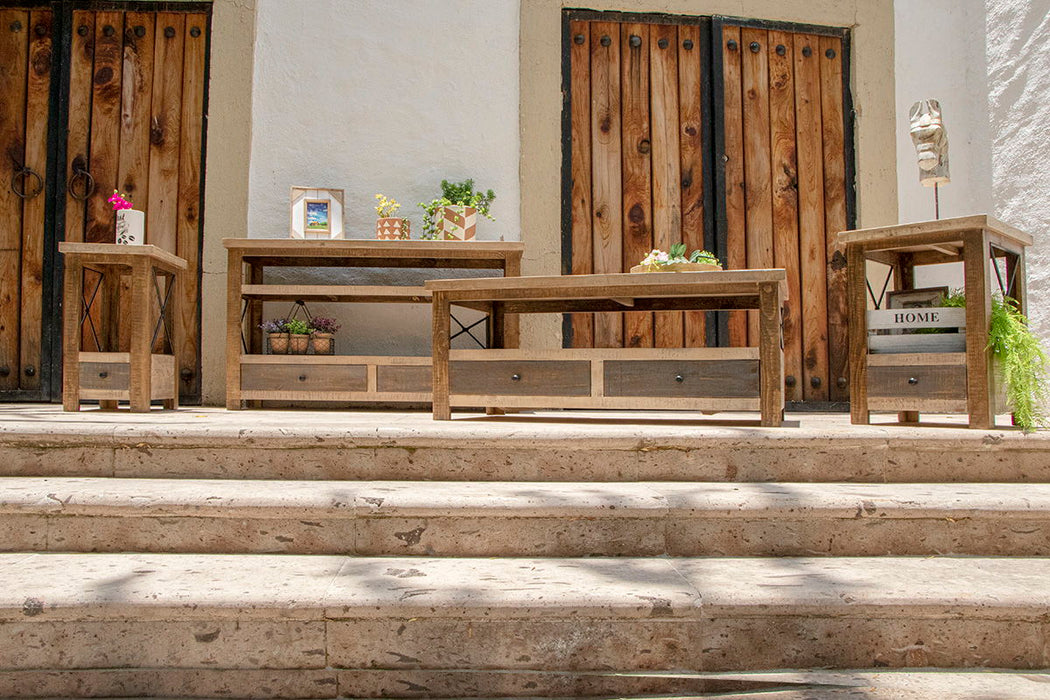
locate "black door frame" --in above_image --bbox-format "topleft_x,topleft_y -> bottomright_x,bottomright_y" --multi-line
0,0 -> 212,403
559,9 -> 856,351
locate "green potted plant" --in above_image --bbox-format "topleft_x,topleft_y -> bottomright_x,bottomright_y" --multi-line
285,318 -> 310,355
631,243 -> 722,273
939,290 -> 1048,431
260,318 -> 290,354
375,194 -> 410,240
418,179 -> 495,241
308,316 -> 340,355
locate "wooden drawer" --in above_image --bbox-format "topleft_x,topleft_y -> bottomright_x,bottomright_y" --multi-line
451,360 -> 590,396
241,363 -> 367,392
868,364 -> 967,400
376,365 -> 431,394
604,359 -> 759,398
80,362 -> 130,391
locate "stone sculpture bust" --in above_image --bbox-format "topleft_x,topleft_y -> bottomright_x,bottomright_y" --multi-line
909,99 -> 950,186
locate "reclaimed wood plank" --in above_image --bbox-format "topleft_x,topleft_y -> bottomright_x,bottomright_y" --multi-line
846,242 -> 868,424
620,22 -> 654,349
963,229 -> 993,428
432,291 -> 451,419
61,258 -> 83,410
225,248 -> 243,409
768,30 -> 801,401
650,23 -> 683,348
0,9 -> 29,390
20,10 -> 52,392
758,280 -> 784,427
589,21 -> 623,348
569,19 -> 593,348
678,23 -> 706,347
820,34 -> 849,402
721,25 -> 748,347
65,11 -> 95,246
793,32 -> 829,401
176,12 -> 206,400
741,27 -> 773,347
146,12 -> 184,254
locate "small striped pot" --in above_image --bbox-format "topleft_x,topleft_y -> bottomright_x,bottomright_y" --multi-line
435,205 -> 477,241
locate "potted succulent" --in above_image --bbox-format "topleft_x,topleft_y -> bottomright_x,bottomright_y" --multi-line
109,190 -> 145,245
418,179 -> 495,241
375,194 -> 410,240
285,318 -> 310,355
309,316 -> 340,355
260,318 -> 290,354
631,243 -> 722,273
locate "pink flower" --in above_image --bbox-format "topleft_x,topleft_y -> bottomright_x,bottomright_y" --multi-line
108,190 -> 133,211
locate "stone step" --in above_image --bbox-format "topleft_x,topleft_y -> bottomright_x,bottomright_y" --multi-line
4,477 -> 1050,556
2,407 -> 1048,483
4,670 -> 1050,699
2,553 -> 1048,698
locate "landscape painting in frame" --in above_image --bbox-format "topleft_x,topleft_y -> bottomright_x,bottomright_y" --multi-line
290,187 -> 345,239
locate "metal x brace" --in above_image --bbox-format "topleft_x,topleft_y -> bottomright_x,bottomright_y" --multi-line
151,270 -> 176,353
450,313 -> 487,348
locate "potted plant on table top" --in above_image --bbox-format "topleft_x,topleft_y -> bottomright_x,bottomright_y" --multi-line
308,316 -> 340,355
632,243 -> 722,273
285,318 -> 311,355
419,179 -> 495,241
374,194 -> 410,240
261,318 -> 290,354
109,190 -> 145,245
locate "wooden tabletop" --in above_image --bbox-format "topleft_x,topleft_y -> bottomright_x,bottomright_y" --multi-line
58,242 -> 188,271
425,269 -> 788,300
837,215 -> 1033,249
223,238 -> 524,258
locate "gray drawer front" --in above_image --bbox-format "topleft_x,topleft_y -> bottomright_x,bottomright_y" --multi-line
451,360 -> 590,396
377,365 -> 432,394
241,363 -> 368,392
80,362 -> 130,391
868,364 -> 967,400
604,359 -> 759,398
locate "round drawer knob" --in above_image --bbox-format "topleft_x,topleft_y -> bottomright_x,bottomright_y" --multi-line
298,375 -> 307,382
675,375 -> 684,383
908,377 -> 919,385
98,371 -> 108,379
511,373 -> 521,382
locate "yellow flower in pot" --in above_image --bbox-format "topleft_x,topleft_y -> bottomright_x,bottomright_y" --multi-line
375,194 -> 410,240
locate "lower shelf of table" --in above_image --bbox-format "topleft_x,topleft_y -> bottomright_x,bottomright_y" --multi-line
77,352 -> 176,401
863,352 -> 1006,414
236,348 -> 766,411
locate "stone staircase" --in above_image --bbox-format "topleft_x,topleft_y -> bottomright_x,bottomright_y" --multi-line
1,408 -> 1049,698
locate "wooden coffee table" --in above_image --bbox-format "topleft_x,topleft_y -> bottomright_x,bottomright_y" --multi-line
425,270 -> 787,426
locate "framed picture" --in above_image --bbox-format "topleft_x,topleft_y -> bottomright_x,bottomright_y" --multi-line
290,187 -> 344,239
886,286 -> 949,309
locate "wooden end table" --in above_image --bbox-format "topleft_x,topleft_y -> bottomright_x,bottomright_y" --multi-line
426,269 -> 787,426
60,243 -> 187,412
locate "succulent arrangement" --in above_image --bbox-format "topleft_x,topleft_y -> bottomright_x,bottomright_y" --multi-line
419,179 -> 495,240
639,243 -> 721,270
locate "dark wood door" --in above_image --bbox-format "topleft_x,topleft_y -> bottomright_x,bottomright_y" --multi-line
0,3 -> 209,403
564,12 -> 854,404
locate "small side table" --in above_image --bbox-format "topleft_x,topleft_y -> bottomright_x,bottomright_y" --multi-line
839,215 -> 1032,428
60,243 -> 187,412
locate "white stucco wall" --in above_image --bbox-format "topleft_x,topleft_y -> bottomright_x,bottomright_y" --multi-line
247,0 -> 519,355
895,0 -> 1050,340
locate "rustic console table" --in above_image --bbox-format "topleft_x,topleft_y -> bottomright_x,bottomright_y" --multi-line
224,239 -> 523,409
840,215 -> 1032,428
426,270 -> 787,426
61,243 -> 186,412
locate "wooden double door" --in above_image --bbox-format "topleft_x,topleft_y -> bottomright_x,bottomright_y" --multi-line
565,12 -> 853,403
0,2 -> 209,403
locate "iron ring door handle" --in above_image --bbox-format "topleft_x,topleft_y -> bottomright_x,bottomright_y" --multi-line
67,167 -> 95,201
11,166 -> 43,199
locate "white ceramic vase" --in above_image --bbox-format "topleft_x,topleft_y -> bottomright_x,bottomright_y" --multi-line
115,209 -> 145,245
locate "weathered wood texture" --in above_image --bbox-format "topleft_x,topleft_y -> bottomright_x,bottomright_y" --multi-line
568,20 -> 593,348
0,9 -> 30,390
589,21 -> 624,348
716,22 -> 850,403
49,9 -> 207,401
570,19 -> 708,351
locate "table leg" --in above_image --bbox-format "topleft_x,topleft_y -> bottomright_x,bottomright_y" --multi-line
62,258 -> 83,411
964,230 -> 994,429
226,250 -> 244,410
486,301 -> 506,415
503,256 -> 521,349
129,260 -> 152,412
758,282 -> 783,427
847,245 -> 870,425
165,270 -> 180,410
432,291 -> 451,420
